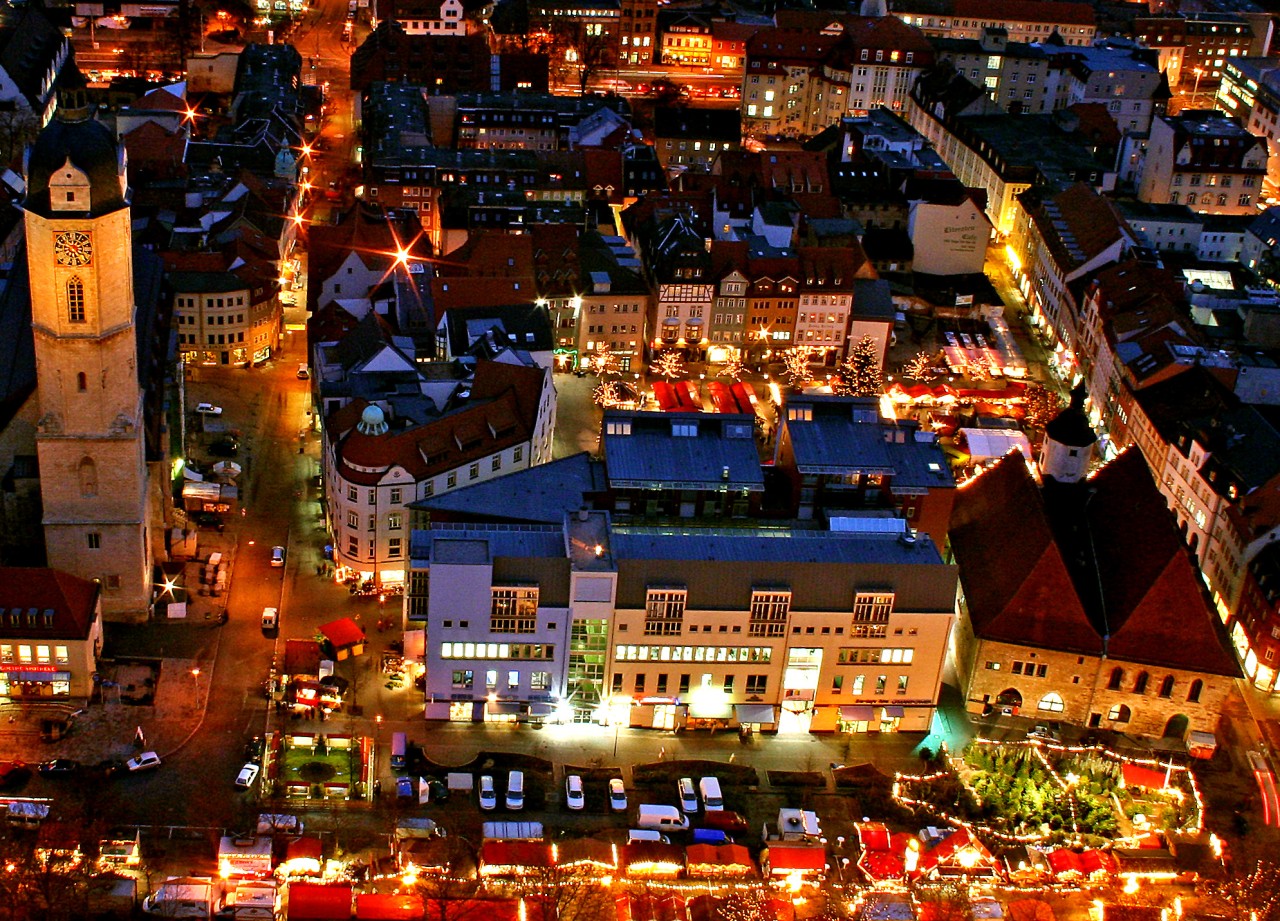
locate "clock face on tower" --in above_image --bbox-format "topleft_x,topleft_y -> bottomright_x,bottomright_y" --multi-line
54,232 -> 93,267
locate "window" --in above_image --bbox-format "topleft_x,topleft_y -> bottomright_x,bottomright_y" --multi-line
447,472 -> 457,488
656,673 -> 668,693
644,588 -> 687,635
77,372 -> 87,392
86,532 -> 101,550
634,673 -> 645,693
853,592 -> 893,624
1187,679 -> 1203,703
486,670 -> 498,688
897,675 -> 909,693
612,673 -> 624,693
1158,675 -> 1175,698
67,278 -> 85,323
746,674 -> 767,694
490,587 -> 538,633
875,675 -> 887,694
831,675 -> 843,692
452,670 -> 474,689
1107,667 -> 1124,690
36,645 -> 49,664
469,463 -> 480,480
388,513 -> 402,530
723,674 -> 735,692
388,537 -> 402,558
749,590 -> 791,636
78,458 -> 97,498
679,673 -> 690,693
492,456 -> 502,471
389,488 -> 402,504
1107,704 -> 1131,723
0,646 -> 11,663
348,485 -> 358,501
852,675 -> 865,694
508,670 -> 519,689
1134,671 -> 1149,694
1038,692 -> 1065,712
17,646 -> 31,664
531,671 -> 550,690
347,511 -> 359,528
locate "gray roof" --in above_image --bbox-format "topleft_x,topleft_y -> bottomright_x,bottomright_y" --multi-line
409,452 -> 606,523
782,397 -> 955,492
603,410 -> 765,490
853,278 -> 896,321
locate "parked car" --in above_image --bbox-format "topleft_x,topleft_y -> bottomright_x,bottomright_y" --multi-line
243,736 -> 265,764
125,752 -> 162,772
261,607 -> 279,632
234,763 -> 260,789
678,777 -> 698,813
700,810 -> 749,834
609,778 -> 627,812
479,775 -> 497,810
37,759 -> 80,777
0,761 -> 28,787
195,403 -> 222,415
565,774 -> 585,811
270,546 -> 285,567
396,776 -> 415,799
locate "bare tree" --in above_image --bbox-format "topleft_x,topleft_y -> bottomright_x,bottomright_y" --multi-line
902,351 -> 941,383
511,863 -> 613,921
717,356 -> 746,382
1201,858 -> 1280,921
649,350 -> 685,381
410,838 -> 484,921
781,346 -> 817,389
550,19 -> 617,95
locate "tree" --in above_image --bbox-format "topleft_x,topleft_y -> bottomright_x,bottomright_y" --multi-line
781,346 -> 816,389
718,355 -> 746,382
588,345 -> 619,379
549,19 -> 617,95
1022,383 -> 1065,428
511,863 -> 613,921
593,380 -> 622,408
649,350 -> 685,381
833,336 -> 884,397
409,838 -> 485,921
902,351 -> 941,383
912,881 -> 975,921
1201,859 -> 1280,921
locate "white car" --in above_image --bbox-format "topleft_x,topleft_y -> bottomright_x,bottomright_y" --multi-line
270,546 -> 285,568
478,775 -> 497,811
609,777 -> 627,812
678,777 -> 698,814
195,403 -> 223,415
125,751 -> 162,772
261,607 -> 278,631
234,763 -> 260,789
565,774 -> 585,811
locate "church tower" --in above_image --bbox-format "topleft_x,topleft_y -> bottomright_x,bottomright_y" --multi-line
1039,382 -> 1097,484
24,66 -> 152,616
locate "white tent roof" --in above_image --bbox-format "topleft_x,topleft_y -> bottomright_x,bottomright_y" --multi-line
959,427 -> 1032,462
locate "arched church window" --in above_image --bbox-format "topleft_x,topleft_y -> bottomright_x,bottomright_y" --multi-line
67,278 -> 85,324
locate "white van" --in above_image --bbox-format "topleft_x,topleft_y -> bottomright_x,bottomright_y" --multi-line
637,804 -> 689,831
479,775 -> 497,810
677,777 -> 698,814
297,364 -> 310,379
699,776 -> 724,811
390,732 -> 407,770
505,770 -> 524,810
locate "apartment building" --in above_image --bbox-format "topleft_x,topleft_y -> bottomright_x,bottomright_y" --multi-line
1218,58 -> 1280,193
322,360 -> 556,588
894,0 -> 1095,47
1137,111 -> 1268,216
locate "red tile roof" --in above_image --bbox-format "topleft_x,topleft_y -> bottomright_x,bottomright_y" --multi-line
950,450 -> 1240,676
328,362 -> 546,486
0,568 -> 99,640
950,457 -> 1102,654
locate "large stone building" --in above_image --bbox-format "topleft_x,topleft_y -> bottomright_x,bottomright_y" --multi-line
22,69 -> 172,618
949,409 -> 1239,741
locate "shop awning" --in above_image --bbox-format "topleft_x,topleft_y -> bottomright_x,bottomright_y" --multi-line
735,704 -> 776,724
884,706 -> 905,718
320,617 -> 366,649
488,701 -> 521,715
841,705 -> 875,721
688,699 -> 734,720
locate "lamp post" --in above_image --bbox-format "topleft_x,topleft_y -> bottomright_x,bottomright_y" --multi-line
191,667 -> 202,711
1191,67 -> 1204,107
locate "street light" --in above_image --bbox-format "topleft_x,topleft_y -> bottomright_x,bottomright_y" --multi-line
191,668 -> 201,710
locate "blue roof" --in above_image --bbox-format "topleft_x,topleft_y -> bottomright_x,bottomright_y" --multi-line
424,524 -> 566,562
783,397 -> 955,492
609,526 -> 942,565
603,411 -> 765,490
409,453 -> 605,523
